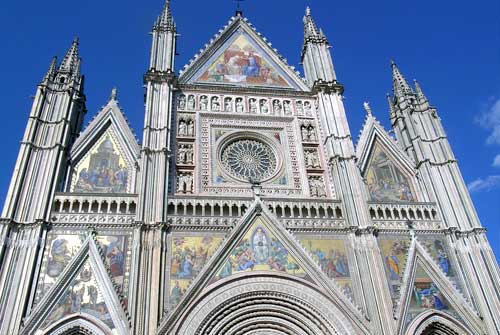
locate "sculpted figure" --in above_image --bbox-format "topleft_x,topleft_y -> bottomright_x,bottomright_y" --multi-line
249,98 -> 257,113
187,95 -> 195,110
236,98 -> 244,113
304,101 -> 312,114
224,98 -> 232,112
283,100 -> 291,115
187,119 -> 194,136
178,119 -> 187,136
200,96 -> 208,110
211,97 -> 220,111
178,95 -> 186,110
260,99 -> 269,114
273,100 -> 282,114
308,126 -> 317,142
296,101 -> 304,114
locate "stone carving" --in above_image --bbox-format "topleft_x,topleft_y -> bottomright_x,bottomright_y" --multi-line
249,98 -> 258,113
273,100 -> 282,114
178,95 -> 186,110
211,97 -> 220,111
304,149 -> 321,168
283,100 -> 292,115
296,101 -> 304,114
200,95 -> 208,111
224,97 -> 233,112
177,144 -> 194,165
260,99 -> 269,114
177,173 -> 193,193
235,98 -> 244,113
309,176 -> 327,197
301,123 -> 317,142
187,95 -> 195,110
178,117 -> 195,137
304,101 -> 312,115
221,139 -> 277,182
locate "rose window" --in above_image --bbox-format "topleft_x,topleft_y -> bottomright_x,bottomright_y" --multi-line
221,139 -> 278,182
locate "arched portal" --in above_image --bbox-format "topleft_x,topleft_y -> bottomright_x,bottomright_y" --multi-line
40,315 -> 111,335
173,272 -> 367,335
406,311 -> 474,335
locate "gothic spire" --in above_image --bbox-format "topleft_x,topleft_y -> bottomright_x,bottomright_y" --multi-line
155,0 -> 175,31
43,56 -> 58,81
413,79 -> 428,103
391,60 -> 413,97
59,37 -> 80,75
303,6 -> 328,44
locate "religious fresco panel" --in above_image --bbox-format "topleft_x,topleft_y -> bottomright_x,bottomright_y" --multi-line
41,261 -> 115,332
299,238 -> 354,301
405,264 -> 460,328
196,33 -> 292,88
35,234 -> 85,304
365,143 -> 415,202
72,131 -> 130,193
95,234 -> 132,302
169,236 -> 223,306
378,237 -> 411,301
419,238 -> 453,277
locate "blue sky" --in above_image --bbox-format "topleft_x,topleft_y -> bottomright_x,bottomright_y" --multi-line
0,1 -> 498,257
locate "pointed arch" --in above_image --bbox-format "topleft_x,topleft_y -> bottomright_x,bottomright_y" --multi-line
406,310 -> 474,335
41,315 -> 111,335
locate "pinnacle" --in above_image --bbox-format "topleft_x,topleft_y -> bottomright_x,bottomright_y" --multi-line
110,87 -> 118,102
58,37 -> 80,75
303,6 -> 325,41
363,101 -> 373,117
156,0 -> 175,31
43,56 -> 58,81
391,60 -> 413,97
413,79 -> 428,102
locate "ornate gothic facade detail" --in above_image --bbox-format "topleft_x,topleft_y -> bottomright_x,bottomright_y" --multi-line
0,2 -> 498,335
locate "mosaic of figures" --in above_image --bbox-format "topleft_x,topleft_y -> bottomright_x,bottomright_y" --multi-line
35,235 -> 84,303
405,264 -> 460,328
95,235 -> 131,298
73,133 -> 129,193
169,236 -> 223,306
420,238 -> 453,277
195,34 -> 291,88
378,238 -> 411,300
213,219 -> 306,283
42,261 -> 115,331
300,238 -> 354,300
177,93 -> 314,118
35,233 -> 132,305
365,144 -> 415,202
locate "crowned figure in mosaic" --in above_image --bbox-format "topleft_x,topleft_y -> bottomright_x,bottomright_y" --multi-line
0,1 -> 499,335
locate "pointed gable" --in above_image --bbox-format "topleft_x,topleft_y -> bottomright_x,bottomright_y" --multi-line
356,113 -> 418,202
179,16 -> 309,91
21,235 -> 130,335
69,90 -> 140,194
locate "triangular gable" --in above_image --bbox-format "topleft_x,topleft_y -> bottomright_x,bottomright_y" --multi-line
179,16 -> 308,91
21,235 -> 130,335
158,201 -> 370,334
396,239 -> 483,334
69,93 -> 140,194
356,116 -> 418,202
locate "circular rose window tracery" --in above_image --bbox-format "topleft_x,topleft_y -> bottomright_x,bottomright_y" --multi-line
220,138 -> 278,182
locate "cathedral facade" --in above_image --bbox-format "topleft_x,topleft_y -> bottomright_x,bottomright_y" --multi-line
0,2 -> 499,334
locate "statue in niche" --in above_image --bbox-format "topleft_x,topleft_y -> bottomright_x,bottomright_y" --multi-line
296,101 -> 304,114
177,173 -> 193,193
178,95 -> 186,110
309,177 -> 326,197
200,96 -> 208,110
308,125 -> 317,142
304,101 -> 312,115
260,99 -> 269,114
236,98 -> 244,113
273,100 -> 282,114
211,97 -> 220,111
178,119 -> 187,136
187,119 -> 195,136
177,144 -> 194,165
187,95 -> 195,110
305,150 -> 320,168
224,98 -> 232,112
249,98 -> 257,113
283,100 -> 292,115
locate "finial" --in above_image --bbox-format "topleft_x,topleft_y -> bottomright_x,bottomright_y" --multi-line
156,0 -> 175,31
413,79 -> 428,102
391,59 -> 413,97
234,0 -> 244,16
306,6 -> 311,16
110,87 -> 118,101
363,101 -> 373,116
43,56 -> 58,81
